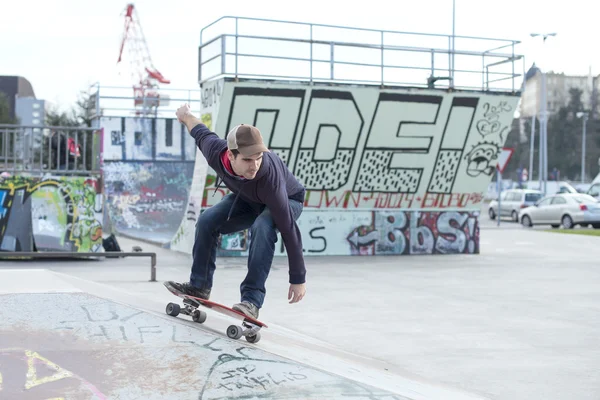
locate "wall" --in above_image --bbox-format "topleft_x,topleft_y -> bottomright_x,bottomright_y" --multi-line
173,78 -> 518,256
0,175 -> 103,252
100,116 -> 196,243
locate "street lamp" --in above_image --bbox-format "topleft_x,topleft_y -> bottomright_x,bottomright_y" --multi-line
577,111 -> 589,182
530,32 -> 557,194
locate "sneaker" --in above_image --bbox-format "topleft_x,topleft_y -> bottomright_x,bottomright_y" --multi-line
232,301 -> 259,320
165,281 -> 211,300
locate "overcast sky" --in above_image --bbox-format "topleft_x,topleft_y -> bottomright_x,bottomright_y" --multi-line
0,0 -> 593,111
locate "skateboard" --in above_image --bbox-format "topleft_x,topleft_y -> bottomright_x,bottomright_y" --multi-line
163,282 -> 267,343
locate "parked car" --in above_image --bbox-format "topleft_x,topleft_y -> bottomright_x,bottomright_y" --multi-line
488,189 -> 543,222
518,193 -> 600,229
586,182 -> 600,200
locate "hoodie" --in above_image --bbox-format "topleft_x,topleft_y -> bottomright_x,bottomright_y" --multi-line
189,123 -> 307,284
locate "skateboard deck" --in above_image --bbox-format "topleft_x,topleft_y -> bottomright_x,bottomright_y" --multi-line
163,282 -> 266,343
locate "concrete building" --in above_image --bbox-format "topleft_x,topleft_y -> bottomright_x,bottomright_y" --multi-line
15,97 -> 45,129
0,76 -> 37,121
520,64 -> 599,117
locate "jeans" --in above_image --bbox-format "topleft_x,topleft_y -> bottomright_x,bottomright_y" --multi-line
190,193 -> 303,308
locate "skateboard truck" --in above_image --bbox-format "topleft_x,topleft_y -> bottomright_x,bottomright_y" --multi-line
165,296 -> 263,344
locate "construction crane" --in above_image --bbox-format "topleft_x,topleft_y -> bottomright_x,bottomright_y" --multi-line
117,3 -> 170,115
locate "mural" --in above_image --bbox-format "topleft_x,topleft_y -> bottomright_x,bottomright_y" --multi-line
213,210 -> 479,256
99,116 -> 198,243
167,79 -> 516,256
166,80 -> 518,256
170,80 -> 219,253
199,83 -> 518,211
0,175 -> 103,252
103,162 -> 195,243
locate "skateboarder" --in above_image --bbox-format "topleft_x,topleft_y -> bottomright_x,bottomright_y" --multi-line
165,103 -> 307,320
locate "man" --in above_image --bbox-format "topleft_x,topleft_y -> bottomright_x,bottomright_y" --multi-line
165,104 -> 307,320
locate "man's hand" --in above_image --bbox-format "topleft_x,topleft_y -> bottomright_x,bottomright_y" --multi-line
288,283 -> 306,304
176,103 -> 193,123
176,103 -> 203,132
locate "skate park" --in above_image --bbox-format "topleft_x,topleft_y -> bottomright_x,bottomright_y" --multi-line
2,9 -> 600,400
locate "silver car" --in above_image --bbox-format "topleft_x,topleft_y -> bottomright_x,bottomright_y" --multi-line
518,193 -> 600,229
488,189 -> 543,222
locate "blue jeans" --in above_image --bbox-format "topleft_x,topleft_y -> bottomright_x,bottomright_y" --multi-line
190,193 -> 303,308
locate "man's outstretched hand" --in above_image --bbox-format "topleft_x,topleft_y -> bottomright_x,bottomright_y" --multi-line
288,283 -> 306,304
176,103 -> 192,123
176,103 -> 202,132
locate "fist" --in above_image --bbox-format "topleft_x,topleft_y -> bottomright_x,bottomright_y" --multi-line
288,283 -> 306,304
176,103 -> 191,123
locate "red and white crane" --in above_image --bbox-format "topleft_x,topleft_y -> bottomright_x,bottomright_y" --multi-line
117,3 -> 170,113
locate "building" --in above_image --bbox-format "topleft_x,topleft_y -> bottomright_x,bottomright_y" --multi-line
0,76 -> 37,121
520,64 -> 599,118
15,97 -> 45,129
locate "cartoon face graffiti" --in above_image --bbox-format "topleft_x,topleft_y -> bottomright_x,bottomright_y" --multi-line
464,142 -> 500,177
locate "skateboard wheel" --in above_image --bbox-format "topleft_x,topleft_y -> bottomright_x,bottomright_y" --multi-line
246,332 -> 261,344
227,325 -> 243,340
166,303 -> 180,316
192,310 -> 207,323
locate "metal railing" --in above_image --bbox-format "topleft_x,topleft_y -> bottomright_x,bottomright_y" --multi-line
0,251 -> 158,282
198,16 -> 524,93
88,83 -> 202,120
0,124 -> 102,175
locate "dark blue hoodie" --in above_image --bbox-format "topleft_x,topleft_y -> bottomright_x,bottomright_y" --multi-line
189,123 -> 307,284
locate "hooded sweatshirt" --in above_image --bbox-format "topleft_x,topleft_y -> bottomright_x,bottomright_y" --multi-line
189,123 -> 307,284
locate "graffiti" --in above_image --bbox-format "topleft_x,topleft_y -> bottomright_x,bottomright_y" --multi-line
201,79 -> 223,109
212,210 -> 479,256
99,116 -> 196,162
104,161 -> 194,243
0,175 -> 103,252
198,82 -> 516,210
477,100 -> 513,140
463,142 -> 501,177
1,293 -> 412,399
0,348 -> 107,399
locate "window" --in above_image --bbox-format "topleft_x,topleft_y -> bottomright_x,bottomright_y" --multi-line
33,103 -> 40,109
525,193 -> 542,202
537,197 -> 553,207
32,112 -> 40,118
134,131 -> 142,146
32,119 -> 40,124
165,119 -> 173,147
551,197 -> 567,205
574,194 -> 598,203
588,184 -> 600,197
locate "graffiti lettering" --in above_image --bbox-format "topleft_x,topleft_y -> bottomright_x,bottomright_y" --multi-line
0,176 -> 103,252
0,349 -> 106,399
216,210 -> 479,257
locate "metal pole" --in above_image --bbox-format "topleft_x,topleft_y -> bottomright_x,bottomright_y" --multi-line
529,115 -> 535,181
451,0 -> 455,88
541,70 -> 548,194
582,113 -> 588,182
496,168 -> 501,227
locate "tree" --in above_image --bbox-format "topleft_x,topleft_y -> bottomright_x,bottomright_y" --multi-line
503,87 -> 600,183
44,90 -> 98,171
45,90 -> 94,127
0,92 -> 17,124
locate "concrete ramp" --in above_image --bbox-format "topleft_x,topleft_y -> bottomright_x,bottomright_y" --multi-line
0,269 -> 485,400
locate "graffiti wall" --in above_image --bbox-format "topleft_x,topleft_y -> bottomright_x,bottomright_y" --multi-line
170,80 -> 220,253
100,116 -> 197,243
213,210 -> 479,256
169,78 -> 517,256
0,175 -> 103,252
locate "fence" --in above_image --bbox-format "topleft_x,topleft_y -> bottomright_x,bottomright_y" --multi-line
198,16 -> 524,92
0,124 -> 102,176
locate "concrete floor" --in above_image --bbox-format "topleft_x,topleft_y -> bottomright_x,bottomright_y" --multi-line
1,220 -> 599,399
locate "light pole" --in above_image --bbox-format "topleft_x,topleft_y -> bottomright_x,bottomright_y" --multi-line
577,111 -> 589,182
530,32 -> 556,194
